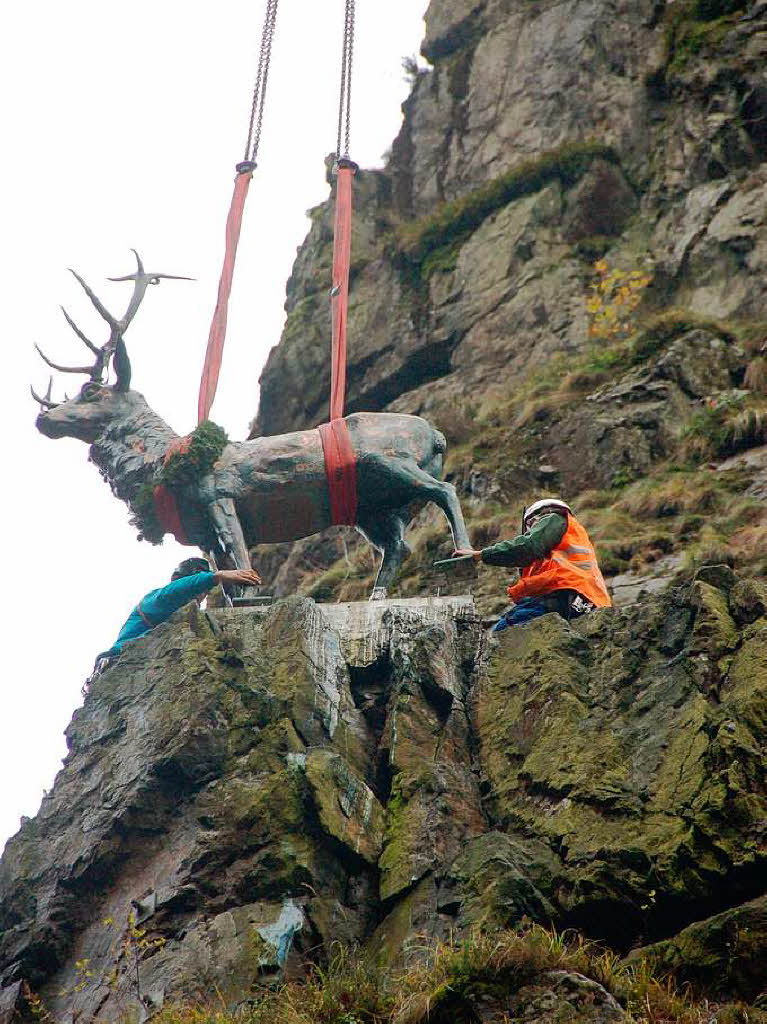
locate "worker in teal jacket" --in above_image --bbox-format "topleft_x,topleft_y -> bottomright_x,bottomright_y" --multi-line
91,558 -> 261,678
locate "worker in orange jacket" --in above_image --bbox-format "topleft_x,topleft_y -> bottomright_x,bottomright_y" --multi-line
454,498 -> 611,632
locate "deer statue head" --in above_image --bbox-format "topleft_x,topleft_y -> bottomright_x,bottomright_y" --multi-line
33,251 -> 191,444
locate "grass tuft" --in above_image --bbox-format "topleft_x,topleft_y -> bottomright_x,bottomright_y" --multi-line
682,396 -> 767,460
150,926 -> 767,1024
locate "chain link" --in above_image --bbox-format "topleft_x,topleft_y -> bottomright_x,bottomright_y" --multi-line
344,0 -> 355,159
335,0 -> 356,162
244,0 -> 279,164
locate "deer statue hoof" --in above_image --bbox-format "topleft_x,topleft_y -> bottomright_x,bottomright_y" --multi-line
369,587 -> 388,602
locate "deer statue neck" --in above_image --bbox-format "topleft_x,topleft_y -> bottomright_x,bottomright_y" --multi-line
89,393 -> 178,510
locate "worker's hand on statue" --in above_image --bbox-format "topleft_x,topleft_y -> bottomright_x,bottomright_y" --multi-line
215,568 -> 263,586
453,549 -> 482,562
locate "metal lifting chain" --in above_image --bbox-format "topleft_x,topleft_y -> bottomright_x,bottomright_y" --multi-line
335,0 -> 356,163
243,0 -> 279,166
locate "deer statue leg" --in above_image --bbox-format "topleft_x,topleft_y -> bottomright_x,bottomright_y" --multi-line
402,463 -> 471,551
361,455 -> 472,553
208,497 -> 256,598
357,510 -> 410,600
205,547 -> 234,608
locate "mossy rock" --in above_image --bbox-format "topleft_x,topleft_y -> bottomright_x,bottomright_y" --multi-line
379,765 -> 484,901
397,141 -> 620,279
477,596 -> 767,944
665,1 -> 745,74
260,598 -> 371,778
365,875 -> 441,971
729,578 -> 767,626
440,832 -> 562,931
628,895 -> 767,1000
304,749 -> 384,865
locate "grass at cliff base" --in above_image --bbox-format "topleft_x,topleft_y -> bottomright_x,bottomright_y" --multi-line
154,925 -> 766,1024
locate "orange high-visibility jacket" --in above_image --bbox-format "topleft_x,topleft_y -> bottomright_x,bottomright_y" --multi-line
507,514 -> 612,607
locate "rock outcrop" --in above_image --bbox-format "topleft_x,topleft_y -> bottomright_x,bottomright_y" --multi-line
254,0 -> 767,437
1,571 -> 764,1019
249,0 -> 766,613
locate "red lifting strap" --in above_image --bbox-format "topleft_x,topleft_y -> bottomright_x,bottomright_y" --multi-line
320,162 -> 359,526
197,168 -> 253,424
318,419 -> 358,526
153,484 -> 192,546
152,436 -> 194,545
330,163 -> 354,420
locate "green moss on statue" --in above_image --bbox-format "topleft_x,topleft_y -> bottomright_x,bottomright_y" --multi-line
129,483 -> 165,544
162,420 -> 229,489
127,420 -> 229,544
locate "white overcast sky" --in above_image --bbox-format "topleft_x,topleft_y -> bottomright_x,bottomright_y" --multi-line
0,1 -> 428,851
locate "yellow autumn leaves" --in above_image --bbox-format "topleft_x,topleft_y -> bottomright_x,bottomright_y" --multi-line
586,259 -> 653,340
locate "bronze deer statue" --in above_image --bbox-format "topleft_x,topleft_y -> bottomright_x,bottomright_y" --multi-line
33,253 -> 471,597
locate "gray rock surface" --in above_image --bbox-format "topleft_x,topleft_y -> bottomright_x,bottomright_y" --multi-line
1,573 -> 765,1019
0,597 -> 482,1022
253,0 -> 767,439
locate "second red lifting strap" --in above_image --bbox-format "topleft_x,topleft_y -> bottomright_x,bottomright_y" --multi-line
329,162 -> 356,421
318,419 -> 358,526
321,159 -> 359,527
197,167 -> 254,425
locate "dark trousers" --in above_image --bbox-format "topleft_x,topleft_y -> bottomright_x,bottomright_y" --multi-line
491,590 -> 585,633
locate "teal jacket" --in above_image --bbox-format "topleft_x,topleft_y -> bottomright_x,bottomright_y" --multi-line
480,514 -> 568,568
103,571 -> 216,658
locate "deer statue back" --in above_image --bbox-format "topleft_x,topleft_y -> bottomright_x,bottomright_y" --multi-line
33,253 -> 471,598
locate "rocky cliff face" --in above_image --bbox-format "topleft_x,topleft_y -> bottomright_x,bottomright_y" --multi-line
257,0 -> 767,435
251,0 -> 766,610
1,573 -> 765,1020
2,1 -> 766,1020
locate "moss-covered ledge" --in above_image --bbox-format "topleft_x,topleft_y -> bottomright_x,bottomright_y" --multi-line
394,142 -> 623,281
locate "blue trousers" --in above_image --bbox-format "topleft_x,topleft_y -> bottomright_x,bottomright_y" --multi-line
491,598 -> 549,632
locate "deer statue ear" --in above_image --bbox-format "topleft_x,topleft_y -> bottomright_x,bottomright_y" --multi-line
113,336 -> 132,392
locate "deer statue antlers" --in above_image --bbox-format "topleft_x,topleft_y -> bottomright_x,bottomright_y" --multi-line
30,376 -> 58,411
31,250 -> 192,407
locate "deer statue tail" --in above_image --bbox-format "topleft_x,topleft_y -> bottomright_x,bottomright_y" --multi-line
422,426 -> 447,481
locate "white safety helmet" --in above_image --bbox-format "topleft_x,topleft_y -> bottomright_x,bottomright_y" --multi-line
522,498 -> 572,533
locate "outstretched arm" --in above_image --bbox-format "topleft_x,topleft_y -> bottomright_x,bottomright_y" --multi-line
140,568 -> 261,621
454,514 -> 568,568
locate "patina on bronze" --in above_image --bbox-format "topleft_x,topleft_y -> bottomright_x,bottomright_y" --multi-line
32,253 -> 471,598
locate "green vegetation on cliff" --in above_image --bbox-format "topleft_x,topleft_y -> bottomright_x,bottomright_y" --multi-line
396,142 -> 622,281
152,925 -> 767,1024
664,0 -> 748,74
